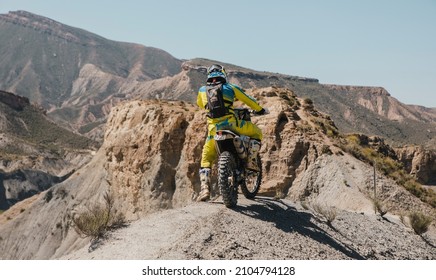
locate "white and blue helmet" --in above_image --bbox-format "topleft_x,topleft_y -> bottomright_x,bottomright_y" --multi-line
207,64 -> 227,83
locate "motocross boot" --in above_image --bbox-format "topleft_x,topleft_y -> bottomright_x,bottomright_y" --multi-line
246,140 -> 261,172
198,168 -> 211,201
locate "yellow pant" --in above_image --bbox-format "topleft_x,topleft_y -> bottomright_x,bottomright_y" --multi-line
200,117 -> 263,168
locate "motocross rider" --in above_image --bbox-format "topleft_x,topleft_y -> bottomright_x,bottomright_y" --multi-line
196,64 -> 269,201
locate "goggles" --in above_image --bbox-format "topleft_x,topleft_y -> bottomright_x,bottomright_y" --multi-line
207,64 -> 225,75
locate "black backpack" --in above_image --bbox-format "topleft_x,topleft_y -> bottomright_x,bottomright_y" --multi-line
205,83 -> 229,118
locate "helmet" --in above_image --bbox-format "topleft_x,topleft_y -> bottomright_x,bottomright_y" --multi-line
207,64 -> 227,83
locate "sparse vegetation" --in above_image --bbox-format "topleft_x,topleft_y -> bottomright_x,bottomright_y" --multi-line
409,212 -> 432,235
302,98 -> 315,111
311,203 -> 337,227
297,120 -> 313,133
313,118 -> 339,137
373,199 -> 388,216
321,144 -> 333,155
400,213 -> 406,225
303,97 -> 313,105
56,188 -> 68,200
73,192 -> 125,241
301,201 -> 309,210
278,91 -> 298,107
16,106 -> 95,150
274,188 -> 286,200
44,190 -> 54,203
339,134 -> 436,208
78,120 -> 105,134
1,101 -> 97,160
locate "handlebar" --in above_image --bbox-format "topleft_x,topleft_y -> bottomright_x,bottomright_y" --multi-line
234,108 -> 269,121
250,108 -> 270,116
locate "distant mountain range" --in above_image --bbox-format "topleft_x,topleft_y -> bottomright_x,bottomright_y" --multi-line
0,10 -> 435,149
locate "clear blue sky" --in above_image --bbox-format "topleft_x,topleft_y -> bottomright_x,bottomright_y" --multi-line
1,0 -> 435,107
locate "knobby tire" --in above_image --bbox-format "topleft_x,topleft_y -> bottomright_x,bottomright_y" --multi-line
218,151 -> 237,208
240,155 -> 262,199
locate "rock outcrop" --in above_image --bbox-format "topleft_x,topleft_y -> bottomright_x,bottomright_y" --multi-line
103,99 -> 202,218
0,90 -> 30,111
395,146 -> 436,185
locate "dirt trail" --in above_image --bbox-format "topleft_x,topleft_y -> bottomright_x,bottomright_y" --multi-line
62,196 -> 436,260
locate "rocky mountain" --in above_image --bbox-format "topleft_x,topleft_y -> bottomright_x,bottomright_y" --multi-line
0,90 -> 96,210
0,87 -> 434,259
0,10 -> 181,137
1,11 -> 435,151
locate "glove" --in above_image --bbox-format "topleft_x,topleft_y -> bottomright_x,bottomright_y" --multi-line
256,108 -> 270,115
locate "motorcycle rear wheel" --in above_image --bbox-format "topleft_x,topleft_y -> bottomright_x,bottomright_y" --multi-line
240,155 -> 262,199
218,151 -> 238,208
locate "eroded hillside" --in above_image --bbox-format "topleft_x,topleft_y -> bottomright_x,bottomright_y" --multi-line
0,87 -> 434,260
0,90 -> 96,210
0,11 -> 182,136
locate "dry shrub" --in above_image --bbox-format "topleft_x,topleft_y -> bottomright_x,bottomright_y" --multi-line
373,199 -> 388,216
399,213 -> 406,225
73,192 -> 125,240
301,201 -> 309,210
409,212 -> 432,235
321,145 -> 332,155
303,97 -> 313,106
312,203 -> 337,226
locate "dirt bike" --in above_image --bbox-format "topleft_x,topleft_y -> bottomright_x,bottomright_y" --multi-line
214,108 -> 263,208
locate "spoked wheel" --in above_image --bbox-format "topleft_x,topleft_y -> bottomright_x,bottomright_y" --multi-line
218,151 -> 238,208
240,155 -> 262,199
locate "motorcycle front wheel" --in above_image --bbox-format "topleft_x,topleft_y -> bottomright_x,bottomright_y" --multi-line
240,155 -> 262,199
218,151 -> 238,208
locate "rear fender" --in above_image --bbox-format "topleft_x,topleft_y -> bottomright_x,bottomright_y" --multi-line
214,130 -> 238,155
